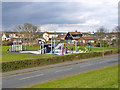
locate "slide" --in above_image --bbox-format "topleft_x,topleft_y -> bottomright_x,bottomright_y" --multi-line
55,43 -> 64,49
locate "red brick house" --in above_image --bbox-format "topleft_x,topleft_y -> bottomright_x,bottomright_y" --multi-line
78,36 -> 97,43
78,37 -> 88,43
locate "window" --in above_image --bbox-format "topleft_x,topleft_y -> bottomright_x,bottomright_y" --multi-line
83,40 -> 85,43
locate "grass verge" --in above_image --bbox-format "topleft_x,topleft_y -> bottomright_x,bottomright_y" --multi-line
30,65 -> 118,88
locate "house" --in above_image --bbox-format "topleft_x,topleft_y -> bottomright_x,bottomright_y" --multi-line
43,32 -> 59,41
81,32 -> 89,37
2,33 -> 10,41
103,32 -> 118,41
36,34 -> 45,43
57,33 -> 66,40
9,33 -> 24,41
78,36 -> 97,44
83,36 -> 97,43
78,37 -> 88,43
65,32 -> 82,43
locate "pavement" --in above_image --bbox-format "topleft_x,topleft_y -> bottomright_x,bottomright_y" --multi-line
2,54 -> 119,88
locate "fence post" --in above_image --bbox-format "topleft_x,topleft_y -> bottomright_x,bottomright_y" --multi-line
102,51 -> 104,58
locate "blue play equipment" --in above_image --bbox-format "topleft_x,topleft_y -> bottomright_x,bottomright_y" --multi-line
50,51 -> 54,53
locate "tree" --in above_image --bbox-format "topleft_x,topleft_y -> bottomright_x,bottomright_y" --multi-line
112,26 -> 119,40
112,26 -> 120,47
96,26 -> 107,47
14,23 -> 38,45
113,26 -> 120,32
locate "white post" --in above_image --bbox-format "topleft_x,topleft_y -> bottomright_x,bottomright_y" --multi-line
12,45 -> 13,52
75,41 -> 77,52
43,42 -> 44,54
54,39 -> 55,54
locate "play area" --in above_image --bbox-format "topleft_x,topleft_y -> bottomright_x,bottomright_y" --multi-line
8,40 -> 93,55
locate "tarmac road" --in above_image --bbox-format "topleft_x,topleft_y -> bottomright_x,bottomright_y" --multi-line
2,54 -> 119,88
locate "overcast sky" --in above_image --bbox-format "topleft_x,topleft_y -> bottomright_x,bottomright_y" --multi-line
2,0 -> 119,32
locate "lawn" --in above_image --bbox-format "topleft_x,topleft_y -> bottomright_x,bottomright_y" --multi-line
30,65 -> 118,88
66,45 -> 118,51
2,46 -> 53,61
2,46 -> 40,52
1,45 -> 118,61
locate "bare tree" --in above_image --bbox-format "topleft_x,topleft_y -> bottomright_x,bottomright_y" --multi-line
96,26 -> 107,47
113,26 -> 120,32
14,23 -> 38,45
112,26 -> 120,47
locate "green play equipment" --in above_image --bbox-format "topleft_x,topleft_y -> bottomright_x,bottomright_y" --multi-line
84,46 -> 93,52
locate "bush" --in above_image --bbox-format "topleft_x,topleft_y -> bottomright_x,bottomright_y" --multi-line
59,40 -> 67,43
2,41 -> 13,46
2,50 -> 118,72
104,49 -> 118,55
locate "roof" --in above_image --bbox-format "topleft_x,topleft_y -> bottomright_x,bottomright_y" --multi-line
84,36 -> 96,40
45,32 -> 57,34
72,37 -> 80,40
2,33 -> 9,38
57,34 -> 66,40
81,32 -> 89,34
78,37 -> 86,40
68,32 -> 82,35
45,32 -> 67,35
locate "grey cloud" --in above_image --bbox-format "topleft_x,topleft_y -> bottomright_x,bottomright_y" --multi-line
2,1 -> 118,32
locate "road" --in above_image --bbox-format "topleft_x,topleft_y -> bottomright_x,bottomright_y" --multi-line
2,54 -> 118,88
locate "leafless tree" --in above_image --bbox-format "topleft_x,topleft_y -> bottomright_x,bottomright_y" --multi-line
113,26 -> 120,47
96,26 -> 107,47
14,23 -> 38,45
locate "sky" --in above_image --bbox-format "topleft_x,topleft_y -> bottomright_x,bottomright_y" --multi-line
2,0 -> 119,32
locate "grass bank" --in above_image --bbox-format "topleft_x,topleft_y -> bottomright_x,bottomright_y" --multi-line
30,65 -> 118,88
2,46 -> 118,61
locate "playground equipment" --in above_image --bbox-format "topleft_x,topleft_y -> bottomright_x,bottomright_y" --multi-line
39,41 -> 47,54
75,41 -> 78,52
84,46 -> 93,52
50,39 -> 65,55
11,41 -> 22,52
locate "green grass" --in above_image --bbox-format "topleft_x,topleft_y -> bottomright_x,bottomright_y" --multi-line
2,46 -> 40,52
1,46 -> 118,61
26,46 -> 40,50
2,52 -> 53,61
30,65 -> 118,88
92,47 -> 118,51
65,45 -> 118,51
2,46 -> 53,61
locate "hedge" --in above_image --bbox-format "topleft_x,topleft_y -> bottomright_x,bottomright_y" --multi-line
2,49 -> 119,72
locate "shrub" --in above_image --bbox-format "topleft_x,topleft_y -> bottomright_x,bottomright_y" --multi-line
2,50 -> 118,72
2,41 -> 13,46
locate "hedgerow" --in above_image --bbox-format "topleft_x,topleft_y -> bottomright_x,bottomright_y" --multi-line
2,50 -> 118,72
